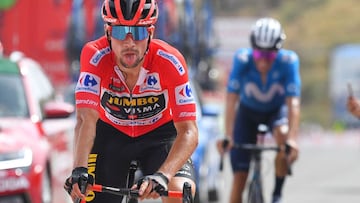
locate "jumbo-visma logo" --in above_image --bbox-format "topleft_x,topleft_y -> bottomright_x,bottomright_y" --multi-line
175,82 -> 195,105
75,72 -> 101,95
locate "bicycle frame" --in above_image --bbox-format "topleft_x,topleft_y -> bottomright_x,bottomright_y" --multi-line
220,124 -> 292,203
249,145 -> 275,203
236,124 -> 279,203
247,147 -> 264,203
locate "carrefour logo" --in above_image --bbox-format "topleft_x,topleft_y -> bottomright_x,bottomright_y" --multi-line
181,84 -> 192,97
75,72 -> 101,95
140,73 -> 161,92
175,82 -> 195,105
147,75 -> 158,86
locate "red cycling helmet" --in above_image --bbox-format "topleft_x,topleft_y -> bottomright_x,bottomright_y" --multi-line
101,0 -> 158,26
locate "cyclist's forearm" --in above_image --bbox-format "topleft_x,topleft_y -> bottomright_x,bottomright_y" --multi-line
74,125 -> 96,167
73,109 -> 98,168
225,93 -> 239,139
287,97 -> 300,142
158,121 -> 198,179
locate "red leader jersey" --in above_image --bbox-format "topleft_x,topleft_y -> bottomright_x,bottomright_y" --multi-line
75,36 -> 196,137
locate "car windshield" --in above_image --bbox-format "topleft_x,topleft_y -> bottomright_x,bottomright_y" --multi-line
0,75 -> 29,118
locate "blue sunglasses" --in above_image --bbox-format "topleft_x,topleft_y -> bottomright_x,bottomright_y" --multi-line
111,26 -> 149,41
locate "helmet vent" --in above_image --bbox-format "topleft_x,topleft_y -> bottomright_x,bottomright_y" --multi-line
121,0 -> 140,20
141,0 -> 151,19
109,0 -> 118,18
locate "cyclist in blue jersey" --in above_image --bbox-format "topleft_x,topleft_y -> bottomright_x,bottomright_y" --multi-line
217,17 -> 301,203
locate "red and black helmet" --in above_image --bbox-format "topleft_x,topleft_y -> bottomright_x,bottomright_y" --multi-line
101,0 -> 158,26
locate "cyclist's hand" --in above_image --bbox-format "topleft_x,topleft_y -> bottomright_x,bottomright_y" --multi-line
64,167 -> 94,202
347,96 -> 360,118
216,137 -> 233,155
286,139 -> 299,163
134,172 -> 169,200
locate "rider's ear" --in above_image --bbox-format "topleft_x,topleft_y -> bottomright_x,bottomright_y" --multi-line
148,25 -> 155,39
104,24 -> 111,40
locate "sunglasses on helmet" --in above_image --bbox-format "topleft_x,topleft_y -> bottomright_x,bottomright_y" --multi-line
111,26 -> 149,41
253,49 -> 278,61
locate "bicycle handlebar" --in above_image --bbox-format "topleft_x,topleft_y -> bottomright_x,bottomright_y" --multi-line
92,184 -> 184,198
219,140 -> 292,175
76,183 -> 191,203
233,143 -> 280,151
75,174 -> 91,203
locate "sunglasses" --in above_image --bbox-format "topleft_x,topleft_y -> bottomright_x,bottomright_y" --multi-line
111,26 -> 149,41
253,49 -> 278,61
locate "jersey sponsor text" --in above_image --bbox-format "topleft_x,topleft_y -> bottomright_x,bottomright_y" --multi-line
157,50 -> 185,75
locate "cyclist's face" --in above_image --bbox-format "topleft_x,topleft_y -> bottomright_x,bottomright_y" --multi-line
253,49 -> 277,74
110,26 -> 152,69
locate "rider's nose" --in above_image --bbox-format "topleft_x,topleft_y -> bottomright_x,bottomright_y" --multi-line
124,33 -> 135,42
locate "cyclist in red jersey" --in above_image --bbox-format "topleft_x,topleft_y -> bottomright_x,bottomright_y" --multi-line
63,0 -> 199,202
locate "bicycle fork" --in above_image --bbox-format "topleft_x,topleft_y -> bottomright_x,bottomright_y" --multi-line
248,152 -> 264,203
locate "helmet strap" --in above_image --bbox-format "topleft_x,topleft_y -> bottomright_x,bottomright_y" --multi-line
145,35 -> 151,54
105,24 -> 113,50
106,32 -> 113,50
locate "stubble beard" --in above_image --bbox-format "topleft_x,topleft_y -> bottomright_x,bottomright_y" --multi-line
118,50 -> 145,69
119,57 -> 142,69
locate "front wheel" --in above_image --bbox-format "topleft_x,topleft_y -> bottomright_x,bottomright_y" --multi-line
247,181 -> 263,203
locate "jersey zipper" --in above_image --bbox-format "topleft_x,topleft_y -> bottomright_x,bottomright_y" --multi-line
114,66 -> 136,137
129,91 -> 135,137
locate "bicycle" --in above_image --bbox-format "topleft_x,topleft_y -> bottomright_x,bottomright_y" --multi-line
220,124 -> 292,203
76,159 -> 194,203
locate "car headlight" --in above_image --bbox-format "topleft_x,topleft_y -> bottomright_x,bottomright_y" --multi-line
0,148 -> 33,170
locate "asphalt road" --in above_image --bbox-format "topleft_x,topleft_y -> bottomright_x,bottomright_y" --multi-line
129,132 -> 360,203
282,132 -> 360,203
218,132 -> 360,203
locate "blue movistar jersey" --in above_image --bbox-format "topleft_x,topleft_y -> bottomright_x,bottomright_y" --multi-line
227,48 -> 301,112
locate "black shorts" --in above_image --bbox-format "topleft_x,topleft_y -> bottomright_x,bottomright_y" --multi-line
230,104 -> 288,172
85,119 -> 195,203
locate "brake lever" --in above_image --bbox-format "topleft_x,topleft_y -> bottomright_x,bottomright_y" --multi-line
219,139 -> 229,171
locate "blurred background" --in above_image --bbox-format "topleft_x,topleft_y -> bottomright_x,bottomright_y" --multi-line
1,0 -> 360,203
2,0 -> 360,129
